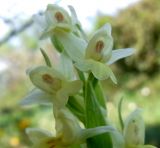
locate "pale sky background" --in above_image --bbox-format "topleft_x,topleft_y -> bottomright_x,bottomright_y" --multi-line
0,0 -> 140,39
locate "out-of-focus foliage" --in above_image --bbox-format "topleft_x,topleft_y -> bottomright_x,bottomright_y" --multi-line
94,0 -> 160,146
95,0 -> 160,74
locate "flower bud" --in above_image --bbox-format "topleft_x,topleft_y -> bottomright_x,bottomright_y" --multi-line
45,4 -> 72,32
123,109 -> 145,146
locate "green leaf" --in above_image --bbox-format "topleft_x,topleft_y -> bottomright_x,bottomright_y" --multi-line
20,88 -> 52,106
107,48 -> 134,65
118,97 -> 124,130
40,48 -> 52,67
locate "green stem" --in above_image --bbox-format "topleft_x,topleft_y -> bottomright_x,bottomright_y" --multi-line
84,73 -> 113,148
91,77 -> 107,110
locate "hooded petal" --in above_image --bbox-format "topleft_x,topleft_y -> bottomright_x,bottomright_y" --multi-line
85,24 -> 113,62
29,66 -> 64,94
123,109 -> 145,146
40,4 -> 72,39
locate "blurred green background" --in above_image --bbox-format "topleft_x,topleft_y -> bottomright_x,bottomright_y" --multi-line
0,0 -> 160,147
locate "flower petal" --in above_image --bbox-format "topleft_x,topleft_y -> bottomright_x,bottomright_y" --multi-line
29,66 -> 64,94
79,126 -> 115,143
57,109 -> 81,145
46,4 -> 71,31
107,48 -> 134,65
54,30 -> 87,62
55,80 -> 82,108
74,60 -> 92,72
91,60 -> 117,83
58,52 -> 75,80
20,88 -> 52,106
110,130 -> 125,148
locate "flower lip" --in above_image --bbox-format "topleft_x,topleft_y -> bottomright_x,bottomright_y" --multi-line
55,11 -> 64,22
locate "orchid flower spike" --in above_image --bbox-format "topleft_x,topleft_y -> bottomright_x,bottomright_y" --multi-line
26,108 -> 115,148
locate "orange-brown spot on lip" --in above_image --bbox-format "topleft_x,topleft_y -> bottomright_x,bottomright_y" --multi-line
95,40 -> 104,53
55,11 -> 64,22
42,74 -> 54,84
